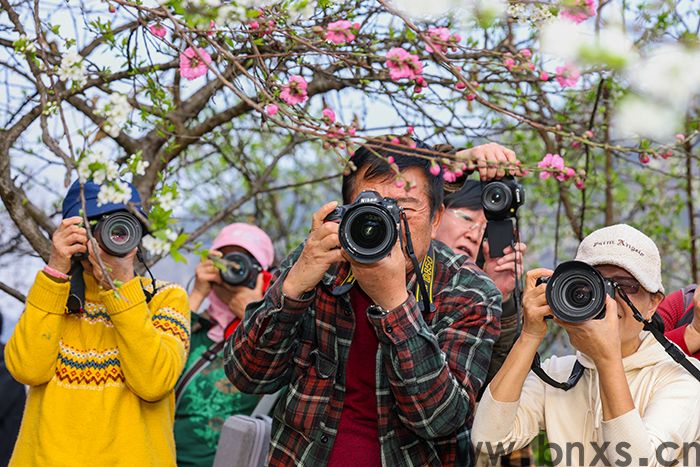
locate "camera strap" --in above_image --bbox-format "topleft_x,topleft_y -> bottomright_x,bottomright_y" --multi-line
400,212 -> 434,314
530,352 -> 585,391
617,287 -> 700,382
66,261 -> 86,314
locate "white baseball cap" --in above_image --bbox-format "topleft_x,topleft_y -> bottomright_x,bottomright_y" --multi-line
575,224 -> 664,294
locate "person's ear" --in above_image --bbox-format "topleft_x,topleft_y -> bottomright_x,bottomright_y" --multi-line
430,204 -> 445,239
646,292 -> 664,319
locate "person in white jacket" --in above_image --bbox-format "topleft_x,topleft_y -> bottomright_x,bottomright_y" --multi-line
472,224 -> 700,467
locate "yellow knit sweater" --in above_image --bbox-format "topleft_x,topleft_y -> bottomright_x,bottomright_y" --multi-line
5,271 -> 190,467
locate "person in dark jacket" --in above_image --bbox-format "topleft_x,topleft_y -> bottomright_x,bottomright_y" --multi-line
0,313 -> 26,466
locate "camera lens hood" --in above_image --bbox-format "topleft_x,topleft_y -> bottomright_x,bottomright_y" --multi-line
546,260 -> 609,323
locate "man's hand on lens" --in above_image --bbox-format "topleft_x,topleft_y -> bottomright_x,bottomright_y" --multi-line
482,241 -> 527,300
87,241 -> 136,289
48,216 -> 88,274
456,143 -> 522,181
283,201 -> 345,299
347,239 -> 408,311
521,268 -> 554,341
227,273 -> 265,320
557,296 -> 622,365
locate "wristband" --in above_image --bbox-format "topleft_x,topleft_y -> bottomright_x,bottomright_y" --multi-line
43,265 -> 70,281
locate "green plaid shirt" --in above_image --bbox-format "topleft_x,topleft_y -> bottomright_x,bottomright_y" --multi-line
225,240 -> 502,466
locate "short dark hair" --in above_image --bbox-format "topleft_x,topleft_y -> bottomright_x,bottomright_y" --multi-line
342,137 -> 444,218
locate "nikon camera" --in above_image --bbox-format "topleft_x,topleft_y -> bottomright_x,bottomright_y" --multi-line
325,191 -> 401,264
481,176 -> 524,257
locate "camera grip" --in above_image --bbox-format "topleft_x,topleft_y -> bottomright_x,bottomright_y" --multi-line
324,208 -> 343,223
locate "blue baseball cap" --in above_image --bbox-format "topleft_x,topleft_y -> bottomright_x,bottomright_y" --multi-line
61,179 -> 144,219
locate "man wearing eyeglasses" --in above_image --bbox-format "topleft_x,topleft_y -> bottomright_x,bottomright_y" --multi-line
435,178 -> 527,386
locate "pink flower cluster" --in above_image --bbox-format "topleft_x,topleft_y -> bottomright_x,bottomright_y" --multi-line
385,47 -> 424,82
560,0 -> 597,23
179,47 -> 212,81
425,27 -> 461,54
555,64 -> 580,88
280,75 -> 308,105
322,107 -> 336,124
149,24 -> 167,39
538,153 -> 576,182
325,20 -> 360,45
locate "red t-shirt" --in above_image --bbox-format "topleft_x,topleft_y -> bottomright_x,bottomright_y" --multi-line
657,288 -> 700,359
327,287 -> 381,467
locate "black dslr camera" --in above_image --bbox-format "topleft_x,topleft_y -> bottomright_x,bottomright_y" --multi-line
481,176 -> 524,257
91,211 -> 144,257
536,261 -> 615,323
220,252 -> 263,289
325,191 -> 402,264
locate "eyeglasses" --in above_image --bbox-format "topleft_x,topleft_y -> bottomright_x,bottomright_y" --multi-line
605,276 -> 642,295
448,209 -> 485,233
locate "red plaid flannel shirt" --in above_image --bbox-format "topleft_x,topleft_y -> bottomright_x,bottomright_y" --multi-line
225,241 -> 502,466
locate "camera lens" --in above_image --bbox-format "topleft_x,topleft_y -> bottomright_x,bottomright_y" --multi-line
340,204 -> 397,264
109,224 -> 131,246
221,252 -> 252,286
94,212 -> 143,257
482,182 -> 513,216
350,212 -> 387,250
546,261 -> 607,323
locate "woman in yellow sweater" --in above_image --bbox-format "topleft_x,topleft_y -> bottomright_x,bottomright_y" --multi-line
5,180 -> 190,467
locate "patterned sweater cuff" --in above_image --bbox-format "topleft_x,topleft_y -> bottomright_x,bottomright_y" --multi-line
27,271 -> 71,314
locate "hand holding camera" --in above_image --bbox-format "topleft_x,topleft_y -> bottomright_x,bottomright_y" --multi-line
557,296 -> 622,364
521,268 -> 554,341
190,251 -> 224,307
48,216 -> 88,274
283,201 -> 345,299
483,242 -> 527,299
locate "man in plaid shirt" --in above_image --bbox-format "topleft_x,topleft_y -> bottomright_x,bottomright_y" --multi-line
225,137 -> 514,466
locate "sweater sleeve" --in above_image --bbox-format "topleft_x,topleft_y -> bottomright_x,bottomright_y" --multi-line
5,271 -> 70,386
472,370 -> 547,455
601,366 -> 700,467
101,278 -> 190,402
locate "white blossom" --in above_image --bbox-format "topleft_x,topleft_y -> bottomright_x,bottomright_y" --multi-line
100,93 -> 131,138
96,180 -> 132,206
540,17 -> 589,62
158,191 -> 177,211
614,96 -> 682,141
141,229 -> 178,256
78,148 -> 111,182
58,49 -> 87,87
127,154 -> 150,176
626,44 -> 700,109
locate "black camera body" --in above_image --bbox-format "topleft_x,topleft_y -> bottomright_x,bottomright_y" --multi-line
536,261 -> 615,323
91,211 -> 144,257
220,252 -> 263,289
325,191 -> 401,264
481,177 -> 525,258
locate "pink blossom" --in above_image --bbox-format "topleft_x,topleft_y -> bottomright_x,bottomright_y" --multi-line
280,75 -> 308,105
325,20 -> 358,45
661,150 -> 673,160
425,27 -> 451,54
249,21 -> 260,30
520,48 -> 532,58
584,130 -> 594,138
207,20 -> 216,37
429,163 -> 441,176
265,104 -> 279,116
539,71 -> 550,81
179,47 -> 212,81
387,156 -> 395,164
575,179 -> 586,190
348,127 -> 357,136
456,81 -> 466,90
322,107 -> 336,123
555,65 -> 580,88
639,153 -> 650,164
466,93 -> 476,101
504,58 -> 516,70
406,126 -> 414,135
149,24 -> 167,39
675,133 -> 685,140
394,178 -> 405,188
385,47 -> 424,82
539,171 -> 552,180
538,153 -> 567,180
560,0 -> 597,23
442,170 -> 457,183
